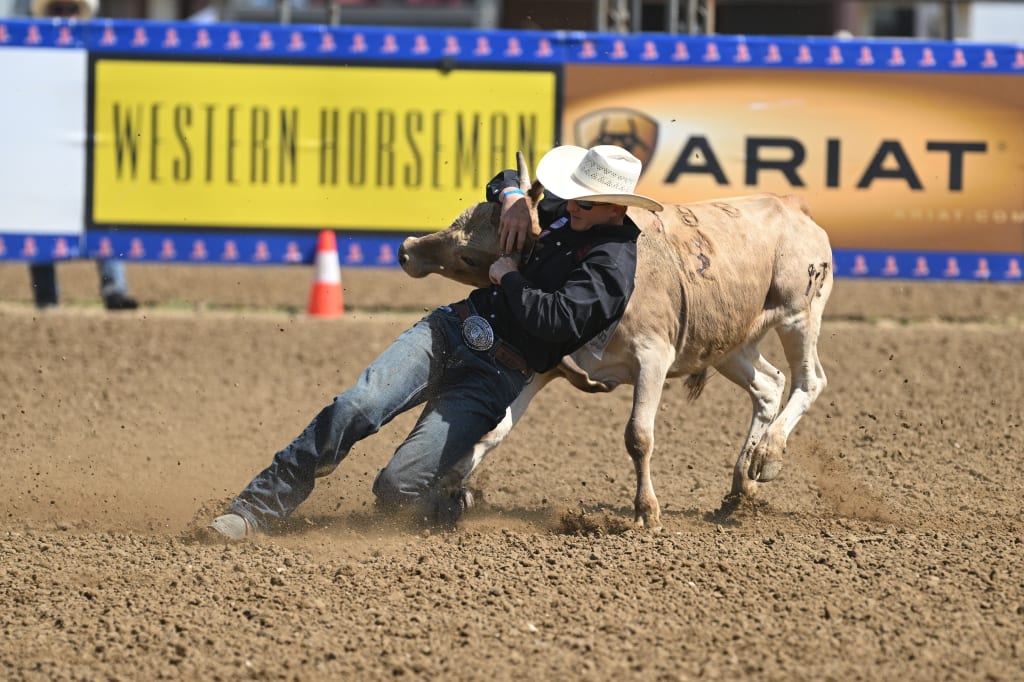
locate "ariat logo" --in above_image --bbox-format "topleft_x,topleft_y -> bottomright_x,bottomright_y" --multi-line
574,108 -> 658,170
504,37 -> 522,57
575,103 -> 989,193
191,239 -> 209,260
162,27 -> 180,48
98,237 -> 114,258
131,26 -> 148,47
222,240 -> 240,261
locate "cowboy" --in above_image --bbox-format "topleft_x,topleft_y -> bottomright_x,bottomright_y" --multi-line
208,144 -> 664,539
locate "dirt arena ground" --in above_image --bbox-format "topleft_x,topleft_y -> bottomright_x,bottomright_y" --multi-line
1,261 -> 1022,681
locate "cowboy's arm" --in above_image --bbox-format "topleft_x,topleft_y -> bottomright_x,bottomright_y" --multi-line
485,171 -> 571,255
485,170 -> 533,255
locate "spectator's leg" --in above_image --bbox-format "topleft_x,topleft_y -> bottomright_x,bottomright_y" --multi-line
97,258 -> 138,310
29,262 -> 59,308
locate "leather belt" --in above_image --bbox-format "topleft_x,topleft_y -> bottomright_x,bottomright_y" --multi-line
452,301 -> 530,377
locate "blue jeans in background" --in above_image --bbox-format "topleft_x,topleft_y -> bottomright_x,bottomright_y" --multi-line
228,306 -> 531,530
97,258 -> 129,299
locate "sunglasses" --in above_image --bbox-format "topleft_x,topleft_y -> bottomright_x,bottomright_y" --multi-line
573,199 -> 612,211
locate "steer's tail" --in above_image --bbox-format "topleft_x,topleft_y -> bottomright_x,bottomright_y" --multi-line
684,369 -> 708,401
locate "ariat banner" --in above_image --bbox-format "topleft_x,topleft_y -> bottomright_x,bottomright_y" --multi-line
91,60 -> 557,231
563,65 -> 1024,253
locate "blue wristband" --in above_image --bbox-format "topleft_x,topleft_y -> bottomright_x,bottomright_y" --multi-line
502,188 -> 526,198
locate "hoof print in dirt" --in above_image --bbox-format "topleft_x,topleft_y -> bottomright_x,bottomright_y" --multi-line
557,508 -> 634,536
709,494 -> 771,524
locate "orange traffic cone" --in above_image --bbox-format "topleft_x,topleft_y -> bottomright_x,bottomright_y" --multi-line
307,230 -> 344,318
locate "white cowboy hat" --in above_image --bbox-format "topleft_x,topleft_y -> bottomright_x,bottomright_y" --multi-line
536,144 -> 664,212
31,0 -> 97,18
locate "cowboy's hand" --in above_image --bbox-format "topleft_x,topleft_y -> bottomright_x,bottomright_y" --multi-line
489,256 -> 519,285
498,189 -> 534,256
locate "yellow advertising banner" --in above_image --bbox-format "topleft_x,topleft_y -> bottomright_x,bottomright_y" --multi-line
563,65 -> 1024,253
92,60 -> 557,231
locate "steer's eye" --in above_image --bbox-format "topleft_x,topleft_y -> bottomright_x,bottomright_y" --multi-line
460,256 -> 477,267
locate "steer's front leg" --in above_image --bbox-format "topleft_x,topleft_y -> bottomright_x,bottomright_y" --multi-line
623,347 -> 673,530
625,415 -> 661,530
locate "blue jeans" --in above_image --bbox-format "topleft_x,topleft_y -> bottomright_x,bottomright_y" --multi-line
97,258 -> 129,298
228,305 -> 530,530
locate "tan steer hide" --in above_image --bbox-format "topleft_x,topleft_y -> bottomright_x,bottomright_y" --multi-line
399,184 -> 833,529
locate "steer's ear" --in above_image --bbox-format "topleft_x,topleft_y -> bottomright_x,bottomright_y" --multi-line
527,179 -> 545,204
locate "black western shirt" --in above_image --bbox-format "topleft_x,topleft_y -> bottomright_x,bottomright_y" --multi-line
466,173 -> 640,373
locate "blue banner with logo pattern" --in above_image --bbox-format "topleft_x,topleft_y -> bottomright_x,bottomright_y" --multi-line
0,18 -> 1021,281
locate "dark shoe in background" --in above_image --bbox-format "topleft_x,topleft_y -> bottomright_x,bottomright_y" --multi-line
30,262 -> 59,309
103,293 -> 139,310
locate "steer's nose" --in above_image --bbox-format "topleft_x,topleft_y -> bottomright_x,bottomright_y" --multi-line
398,235 -> 424,271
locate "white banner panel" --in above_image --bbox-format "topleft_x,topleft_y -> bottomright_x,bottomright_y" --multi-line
0,47 -> 86,236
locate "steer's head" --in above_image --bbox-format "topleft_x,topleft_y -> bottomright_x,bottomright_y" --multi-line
399,151 -> 541,289
398,202 -> 503,288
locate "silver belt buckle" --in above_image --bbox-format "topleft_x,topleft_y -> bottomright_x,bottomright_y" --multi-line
462,315 -> 495,351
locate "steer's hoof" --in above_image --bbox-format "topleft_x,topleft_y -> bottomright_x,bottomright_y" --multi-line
757,460 -> 784,482
634,514 -> 664,533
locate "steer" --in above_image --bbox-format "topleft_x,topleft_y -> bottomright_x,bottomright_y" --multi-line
398,155 -> 833,528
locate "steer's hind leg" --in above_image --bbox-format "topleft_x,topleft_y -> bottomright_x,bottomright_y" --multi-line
715,344 -> 787,499
749,303 -> 828,484
625,343 -> 674,530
